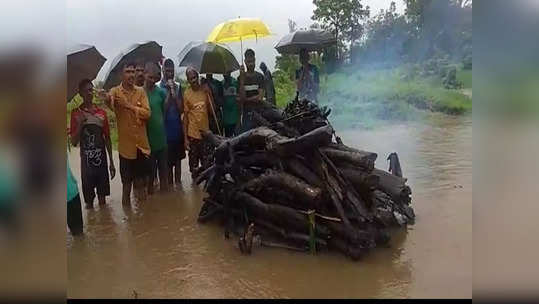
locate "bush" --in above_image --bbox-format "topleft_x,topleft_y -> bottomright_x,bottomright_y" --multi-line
462,54 -> 472,70
456,69 -> 472,89
318,67 -> 471,129
442,66 -> 462,89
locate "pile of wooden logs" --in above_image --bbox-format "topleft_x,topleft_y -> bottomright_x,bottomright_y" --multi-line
196,98 -> 415,260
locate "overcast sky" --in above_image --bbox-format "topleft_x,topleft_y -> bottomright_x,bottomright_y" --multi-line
66,0 -> 404,80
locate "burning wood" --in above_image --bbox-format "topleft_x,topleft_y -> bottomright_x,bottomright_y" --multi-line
196,98 -> 415,260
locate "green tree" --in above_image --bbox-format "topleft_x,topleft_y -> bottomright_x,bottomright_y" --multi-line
311,0 -> 370,60
274,18 -> 301,81
356,1 -> 411,65
403,0 -> 472,62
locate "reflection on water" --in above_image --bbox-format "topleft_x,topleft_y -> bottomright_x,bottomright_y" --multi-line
67,115 -> 471,299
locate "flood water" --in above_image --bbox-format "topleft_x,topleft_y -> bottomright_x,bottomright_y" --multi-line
67,115 -> 472,299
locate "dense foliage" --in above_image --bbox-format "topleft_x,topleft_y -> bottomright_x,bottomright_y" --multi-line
272,0 -> 472,127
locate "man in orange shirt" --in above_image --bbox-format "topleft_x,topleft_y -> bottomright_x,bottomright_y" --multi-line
183,67 -> 215,180
99,61 -> 151,205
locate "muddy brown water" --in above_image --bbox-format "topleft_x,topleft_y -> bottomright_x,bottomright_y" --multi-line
67,115 -> 471,299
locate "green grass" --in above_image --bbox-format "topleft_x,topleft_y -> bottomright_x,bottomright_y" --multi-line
456,69 -> 472,88
315,67 -> 472,128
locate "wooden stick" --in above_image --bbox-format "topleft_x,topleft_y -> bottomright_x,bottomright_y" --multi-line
308,209 -> 316,254
206,92 -> 222,136
297,210 -> 341,222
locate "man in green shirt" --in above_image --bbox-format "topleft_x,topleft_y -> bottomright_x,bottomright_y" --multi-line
144,62 -> 169,194
222,71 -> 239,137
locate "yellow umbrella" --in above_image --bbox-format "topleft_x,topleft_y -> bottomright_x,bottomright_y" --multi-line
206,17 -> 271,63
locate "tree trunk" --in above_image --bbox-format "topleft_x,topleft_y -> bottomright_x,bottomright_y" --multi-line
268,125 -> 334,157
234,191 -> 331,238
243,171 -> 322,210
319,150 -> 372,222
285,157 -> 323,187
253,218 -> 328,248
234,151 -> 281,169
339,167 -> 380,192
371,168 -> 412,206
320,147 -> 377,172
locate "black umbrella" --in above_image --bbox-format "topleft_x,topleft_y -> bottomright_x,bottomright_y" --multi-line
275,29 -> 337,54
67,44 -> 106,102
177,41 -> 239,74
103,41 -> 163,90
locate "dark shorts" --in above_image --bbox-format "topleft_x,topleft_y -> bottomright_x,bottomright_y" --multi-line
119,149 -> 151,184
81,159 -> 110,205
167,140 -> 186,166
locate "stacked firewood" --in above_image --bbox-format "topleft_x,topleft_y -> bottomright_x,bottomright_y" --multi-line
196,98 -> 415,260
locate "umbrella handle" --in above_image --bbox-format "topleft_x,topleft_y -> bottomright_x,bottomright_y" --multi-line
240,37 -> 243,65
206,92 -> 222,136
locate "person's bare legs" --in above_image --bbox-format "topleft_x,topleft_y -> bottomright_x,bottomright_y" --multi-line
174,164 -> 181,185
142,177 -> 149,200
147,175 -> 155,196
147,156 -> 156,195
159,170 -> 169,192
98,195 -> 106,205
84,191 -> 94,209
158,150 -> 169,192
167,165 -> 174,187
135,178 -> 148,201
122,181 -> 132,205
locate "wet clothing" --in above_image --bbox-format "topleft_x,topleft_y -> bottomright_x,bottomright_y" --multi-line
108,84 -> 151,159
168,140 -> 186,165
145,86 -> 168,153
238,71 -> 265,132
67,194 -> 83,235
70,106 -> 111,206
239,71 -> 265,101
160,79 -> 185,177
224,124 -> 237,137
119,149 -> 151,184
159,79 -> 184,143
296,64 -> 320,102
222,78 -> 239,127
206,79 -> 224,135
262,69 -> 276,105
206,78 -> 224,107
67,156 -> 79,203
183,87 -> 211,140
187,137 -> 212,175
149,148 -> 168,192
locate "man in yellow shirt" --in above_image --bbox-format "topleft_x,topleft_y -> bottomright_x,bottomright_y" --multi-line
183,67 -> 215,180
99,61 -> 152,205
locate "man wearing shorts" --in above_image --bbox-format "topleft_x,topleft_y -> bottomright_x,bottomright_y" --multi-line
100,61 -> 152,205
